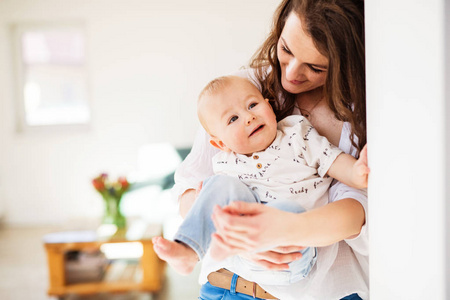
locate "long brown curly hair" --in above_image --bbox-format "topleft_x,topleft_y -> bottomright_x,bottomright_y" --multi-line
250,0 -> 366,152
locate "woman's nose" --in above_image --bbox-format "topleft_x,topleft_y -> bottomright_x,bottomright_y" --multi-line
286,58 -> 303,81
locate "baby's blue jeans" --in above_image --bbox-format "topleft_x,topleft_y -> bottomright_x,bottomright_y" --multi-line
174,175 -> 317,285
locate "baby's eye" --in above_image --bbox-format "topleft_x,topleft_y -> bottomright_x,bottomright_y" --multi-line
249,103 -> 257,109
229,116 -> 238,124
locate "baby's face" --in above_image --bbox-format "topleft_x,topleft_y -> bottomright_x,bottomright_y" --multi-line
203,77 -> 278,155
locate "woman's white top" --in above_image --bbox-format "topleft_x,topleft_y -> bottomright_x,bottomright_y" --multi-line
173,70 -> 369,300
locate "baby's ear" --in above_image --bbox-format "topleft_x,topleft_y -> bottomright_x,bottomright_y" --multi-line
210,138 -> 231,152
265,98 -> 275,110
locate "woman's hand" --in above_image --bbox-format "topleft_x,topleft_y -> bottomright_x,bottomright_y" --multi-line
212,198 -> 365,253
352,144 -> 370,188
211,201 -> 300,252
209,230 -> 304,269
239,246 -> 306,270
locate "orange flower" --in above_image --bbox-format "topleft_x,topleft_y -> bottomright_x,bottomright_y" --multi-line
92,173 -> 131,198
92,174 -> 107,192
118,176 -> 129,190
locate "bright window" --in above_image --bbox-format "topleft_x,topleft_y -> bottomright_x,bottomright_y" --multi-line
13,24 -> 90,129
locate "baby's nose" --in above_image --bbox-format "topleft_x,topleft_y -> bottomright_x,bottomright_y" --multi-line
246,114 -> 256,125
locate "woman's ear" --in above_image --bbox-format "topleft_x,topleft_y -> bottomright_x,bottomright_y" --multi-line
210,138 -> 231,152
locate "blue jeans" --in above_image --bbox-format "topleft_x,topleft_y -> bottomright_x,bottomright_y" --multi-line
341,293 -> 363,300
174,175 -> 317,285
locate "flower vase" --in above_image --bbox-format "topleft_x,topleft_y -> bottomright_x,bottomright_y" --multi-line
102,195 -> 126,229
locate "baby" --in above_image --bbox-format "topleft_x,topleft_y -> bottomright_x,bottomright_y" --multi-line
153,75 -> 369,285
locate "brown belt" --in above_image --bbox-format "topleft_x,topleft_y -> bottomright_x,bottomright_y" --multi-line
207,269 -> 278,299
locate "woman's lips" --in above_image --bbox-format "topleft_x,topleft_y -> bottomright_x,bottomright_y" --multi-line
290,79 -> 306,85
249,125 -> 264,137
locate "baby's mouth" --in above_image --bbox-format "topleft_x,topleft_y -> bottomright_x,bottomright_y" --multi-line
249,125 -> 264,137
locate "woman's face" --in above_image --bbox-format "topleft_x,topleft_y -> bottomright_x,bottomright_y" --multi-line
277,12 -> 329,95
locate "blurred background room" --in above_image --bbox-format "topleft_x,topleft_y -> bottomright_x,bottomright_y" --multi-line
0,0 -> 279,299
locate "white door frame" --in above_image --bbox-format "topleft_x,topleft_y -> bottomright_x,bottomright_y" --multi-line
365,0 -> 448,299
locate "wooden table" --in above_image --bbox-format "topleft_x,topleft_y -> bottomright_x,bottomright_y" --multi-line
43,222 -> 165,298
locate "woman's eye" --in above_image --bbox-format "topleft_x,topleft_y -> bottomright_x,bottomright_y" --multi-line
281,45 -> 292,55
229,116 -> 238,124
308,65 -> 326,74
249,103 -> 257,109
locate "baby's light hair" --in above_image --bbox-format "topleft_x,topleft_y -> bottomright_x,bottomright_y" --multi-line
198,76 -> 233,102
197,75 -> 237,135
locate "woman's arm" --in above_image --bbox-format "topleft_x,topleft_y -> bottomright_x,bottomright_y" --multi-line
287,198 -> 365,246
212,198 -> 365,250
329,181 -> 369,255
173,127 -> 218,217
327,145 -> 369,189
179,189 -> 197,218
328,121 -> 369,254
178,181 -> 204,218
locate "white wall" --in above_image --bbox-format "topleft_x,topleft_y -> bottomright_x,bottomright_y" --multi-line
366,0 -> 447,299
0,0 -> 279,225
446,0 -> 450,296
0,185 -> 3,220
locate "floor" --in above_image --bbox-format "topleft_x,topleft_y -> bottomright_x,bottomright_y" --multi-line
0,226 -> 201,300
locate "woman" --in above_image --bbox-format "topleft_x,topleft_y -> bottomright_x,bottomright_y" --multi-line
174,0 -> 368,299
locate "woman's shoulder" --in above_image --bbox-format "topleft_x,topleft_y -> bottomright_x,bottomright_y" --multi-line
231,66 -> 271,92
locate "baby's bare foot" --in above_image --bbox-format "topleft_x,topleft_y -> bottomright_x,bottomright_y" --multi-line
152,236 -> 198,275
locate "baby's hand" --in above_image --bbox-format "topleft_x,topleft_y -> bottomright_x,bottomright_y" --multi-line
353,145 -> 370,188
